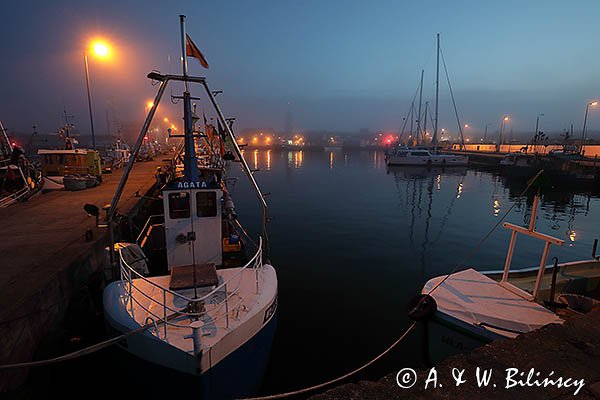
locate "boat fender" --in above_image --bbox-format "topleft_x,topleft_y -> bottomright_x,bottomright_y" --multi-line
408,294 -> 437,321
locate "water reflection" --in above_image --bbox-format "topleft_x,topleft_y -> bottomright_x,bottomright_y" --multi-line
266,150 -> 271,171
329,151 -> 334,170
493,199 -> 501,217
387,166 -> 468,275
385,163 -> 599,274
294,151 -> 303,169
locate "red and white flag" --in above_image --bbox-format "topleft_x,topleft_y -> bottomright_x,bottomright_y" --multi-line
186,34 -> 209,69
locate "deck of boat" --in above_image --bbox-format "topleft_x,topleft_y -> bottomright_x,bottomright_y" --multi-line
126,267 -> 260,355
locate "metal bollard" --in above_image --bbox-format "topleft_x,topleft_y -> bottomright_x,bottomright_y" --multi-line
190,320 -> 203,356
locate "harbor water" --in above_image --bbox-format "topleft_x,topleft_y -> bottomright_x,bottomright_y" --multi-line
18,149 -> 600,398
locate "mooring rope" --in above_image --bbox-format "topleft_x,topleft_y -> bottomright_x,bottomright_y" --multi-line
240,322 -> 418,400
0,312 -> 181,370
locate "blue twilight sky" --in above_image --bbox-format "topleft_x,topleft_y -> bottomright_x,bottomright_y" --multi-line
1,0 -> 599,139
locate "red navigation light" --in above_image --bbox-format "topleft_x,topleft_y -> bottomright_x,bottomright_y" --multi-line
144,135 -> 149,140
386,139 -> 392,144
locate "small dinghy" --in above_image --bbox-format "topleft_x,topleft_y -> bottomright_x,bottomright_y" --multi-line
63,174 -> 86,191
420,192 -> 600,363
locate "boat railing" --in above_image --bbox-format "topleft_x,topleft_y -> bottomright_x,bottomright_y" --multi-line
0,185 -> 30,207
118,237 -> 263,342
135,214 -> 165,248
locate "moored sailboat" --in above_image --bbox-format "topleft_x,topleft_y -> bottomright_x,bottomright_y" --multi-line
387,34 -> 468,167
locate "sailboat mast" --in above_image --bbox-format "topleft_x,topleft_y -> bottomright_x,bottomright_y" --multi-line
433,33 -> 440,148
179,15 -> 199,181
410,102 -> 414,143
423,101 -> 429,142
417,69 -> 424,143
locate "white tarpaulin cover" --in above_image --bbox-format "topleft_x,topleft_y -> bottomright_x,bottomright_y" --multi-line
423,268 -> 563,338
115,242 -> 150,276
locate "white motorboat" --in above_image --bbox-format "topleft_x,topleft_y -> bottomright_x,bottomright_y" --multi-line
386,147 -> 468,166
418,193 -> 600,364
98,16 -> 277,399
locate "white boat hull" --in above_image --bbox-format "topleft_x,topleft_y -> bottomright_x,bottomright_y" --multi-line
425,309 -> 502,364
103,264 -> 278,399
42,176 -> 65,191
387,154 -> 469,167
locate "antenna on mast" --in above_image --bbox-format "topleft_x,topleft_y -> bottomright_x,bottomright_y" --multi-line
433,33 -> 440,149
179,15 -> 199,181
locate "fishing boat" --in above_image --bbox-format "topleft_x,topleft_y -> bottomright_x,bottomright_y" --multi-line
102,138 -> 131,172
418,193 -> 600,364
0,120 -> 43,207
37,123 -> 102,190
97,16 -> 277,399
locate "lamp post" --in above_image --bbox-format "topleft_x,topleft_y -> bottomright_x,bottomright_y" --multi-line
580,101 -> 598,156
483,123 -> 491,142
498,116 -> 509,151
83,41 -> 110,150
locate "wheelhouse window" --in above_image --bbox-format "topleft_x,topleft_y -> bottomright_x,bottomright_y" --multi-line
411,151 -> 429,156
168,192 -> 190,219
197,191 -> 217,218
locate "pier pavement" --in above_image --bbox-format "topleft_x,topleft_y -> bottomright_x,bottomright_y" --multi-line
0,156 -> 168,391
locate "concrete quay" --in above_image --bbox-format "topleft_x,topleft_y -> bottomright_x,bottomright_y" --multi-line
310,310 -> 600,400
0,156 -> 167,391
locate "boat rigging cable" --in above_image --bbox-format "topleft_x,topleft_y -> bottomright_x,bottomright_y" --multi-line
0,171 -> 546,398
398,82 -> 422,142
439,46 -> 466,149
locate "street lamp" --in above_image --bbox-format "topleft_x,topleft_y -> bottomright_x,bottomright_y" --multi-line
483,123 -> 491,142
499,115 -> 509,150
84,40 -> 111,150
581,101 -> 598,155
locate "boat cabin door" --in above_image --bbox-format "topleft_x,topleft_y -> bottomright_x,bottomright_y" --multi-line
163,186 -> 223,270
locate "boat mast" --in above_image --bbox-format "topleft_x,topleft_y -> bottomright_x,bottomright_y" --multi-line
409,102 -> 414,144
416,69 -> 424,144
432,33 -> 440,150
423,101 -> 428,143
180,15 -> 199,182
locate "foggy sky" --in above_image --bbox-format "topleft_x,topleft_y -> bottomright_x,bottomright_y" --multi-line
1,0 -> 599,140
